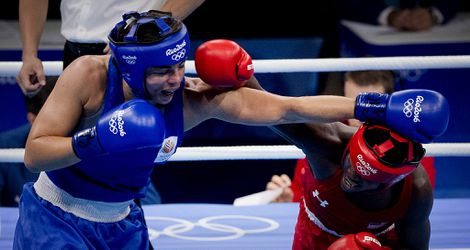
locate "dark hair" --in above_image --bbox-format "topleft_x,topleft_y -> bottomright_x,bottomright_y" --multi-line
23,76 -> 56,115
110,10 -> 182,44
363,126 -> 425,167
345,70 -> 395,94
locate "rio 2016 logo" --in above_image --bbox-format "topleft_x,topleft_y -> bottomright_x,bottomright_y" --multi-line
355,154 -> 378,176
108,110 -> 126,137
122,55 -> 137,65
403,96 -> 424,123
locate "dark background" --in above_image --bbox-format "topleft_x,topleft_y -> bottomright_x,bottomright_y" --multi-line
3,0 -> 470,38
1,0 -> 354,39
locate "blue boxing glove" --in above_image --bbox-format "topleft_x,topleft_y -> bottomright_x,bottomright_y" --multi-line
72,99 -> 165,160
355,89 -> 449,143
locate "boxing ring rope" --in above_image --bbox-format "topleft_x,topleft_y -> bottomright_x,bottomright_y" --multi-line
1,55 -> 470,163
1,143 -> 470,163
1,55 -> 470,75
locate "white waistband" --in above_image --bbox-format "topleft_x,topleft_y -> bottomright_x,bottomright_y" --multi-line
34,172 -> 132,223
302,199 -> 394,237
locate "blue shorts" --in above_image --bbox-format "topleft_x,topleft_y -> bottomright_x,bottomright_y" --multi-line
13,183 -> 149,250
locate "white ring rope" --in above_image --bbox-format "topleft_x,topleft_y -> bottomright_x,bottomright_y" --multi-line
1,143 -> 469,163
1,56 -> 469,162
1,55 -> 470,76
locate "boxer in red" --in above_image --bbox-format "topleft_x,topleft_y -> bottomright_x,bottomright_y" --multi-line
275,121 -> 447,249
197,40 -> 450,249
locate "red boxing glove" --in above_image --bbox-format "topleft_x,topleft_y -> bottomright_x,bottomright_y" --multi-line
195,39 -> 254,88
328,232 -> 391,250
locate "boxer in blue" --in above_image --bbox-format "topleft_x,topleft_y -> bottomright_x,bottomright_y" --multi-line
14,10 -> 449,249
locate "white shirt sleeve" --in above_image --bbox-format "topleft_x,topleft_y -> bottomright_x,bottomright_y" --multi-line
60,0 -> 165,43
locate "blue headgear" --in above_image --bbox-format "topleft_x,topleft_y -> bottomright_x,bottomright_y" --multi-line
108,11 -> 190,98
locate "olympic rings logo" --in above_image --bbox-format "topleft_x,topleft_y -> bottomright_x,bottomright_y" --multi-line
171,49 -> 186,61
355,154 -> 377,175
402,96 -> 424,123
146,215 -> 279,241
403,98 -> 415,118
108,119 -> 120,134
355,165 -> 371,176
108,110 -> 126,137
122,55 -> 137,65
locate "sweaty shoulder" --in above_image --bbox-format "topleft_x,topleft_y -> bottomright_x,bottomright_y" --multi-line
67,55 -> 108,83
59,55 -> 110,115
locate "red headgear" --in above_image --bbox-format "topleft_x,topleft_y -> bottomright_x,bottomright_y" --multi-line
344,125 -> 425,184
